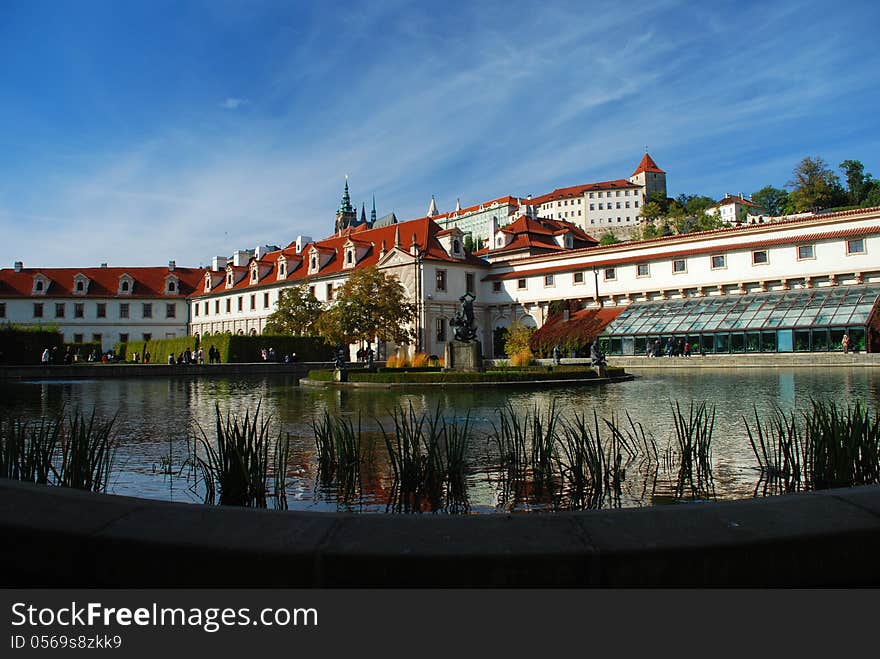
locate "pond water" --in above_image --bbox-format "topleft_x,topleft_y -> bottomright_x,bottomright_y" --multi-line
2,367 -> 878,513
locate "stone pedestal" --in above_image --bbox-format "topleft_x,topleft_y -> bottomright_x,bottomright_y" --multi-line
444,341 -> 483,372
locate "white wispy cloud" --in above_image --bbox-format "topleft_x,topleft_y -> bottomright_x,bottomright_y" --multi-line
220,97 -> 248,110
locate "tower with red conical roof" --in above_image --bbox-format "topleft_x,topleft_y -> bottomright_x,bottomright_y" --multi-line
628,151 -> 667,206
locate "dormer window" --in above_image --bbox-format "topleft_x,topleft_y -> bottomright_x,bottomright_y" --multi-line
279,261 -> 286,277
168,280 -> 176,292
227,273 -> 233,286
311,256 -> 317,270
32,275 -> 49,295
250,268 -> 258,283
346,250 -> 353,265
76,281 -> 84,292
118,274 -> 134,295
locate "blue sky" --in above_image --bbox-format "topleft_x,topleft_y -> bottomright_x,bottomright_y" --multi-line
1,0 -> 879,267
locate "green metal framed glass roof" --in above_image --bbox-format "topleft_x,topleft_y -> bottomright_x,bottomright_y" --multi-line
603,285 -> 880,336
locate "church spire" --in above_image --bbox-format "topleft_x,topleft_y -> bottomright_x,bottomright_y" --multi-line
427,195 -> 438,217
338,177 -> 354,214
455,198 -> 461,212
360,202 -> 367,225
370,195 -> 377,225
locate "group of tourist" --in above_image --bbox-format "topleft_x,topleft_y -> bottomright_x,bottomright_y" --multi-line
647,338 -> 693,359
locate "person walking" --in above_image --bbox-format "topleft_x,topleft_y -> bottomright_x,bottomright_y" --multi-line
842,333 -> 850,354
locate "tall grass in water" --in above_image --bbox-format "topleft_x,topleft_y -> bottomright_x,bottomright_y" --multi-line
490,402 -> 560,508
744,405 -> 802,494
671,402 -> 716,500
380,403 -> 471,513
0,409 -> 116,493
192,403 -> 289,508
803,400 -> 879,489
311,410 -> 362,504
744,400 -> 880,492
1,415 -> 60,484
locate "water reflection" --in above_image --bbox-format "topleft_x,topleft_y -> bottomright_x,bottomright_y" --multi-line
2,367 -> 878,512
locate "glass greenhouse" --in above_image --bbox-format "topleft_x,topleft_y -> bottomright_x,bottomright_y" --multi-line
600,284 -> 880,355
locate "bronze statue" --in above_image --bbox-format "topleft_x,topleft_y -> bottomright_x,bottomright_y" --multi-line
450,292 -> 478,342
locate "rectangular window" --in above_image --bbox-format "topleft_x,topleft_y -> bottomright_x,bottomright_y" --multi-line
711,254 -> 726,269
92,333 -> 102,344
634,200 -> 640,208
752,250 -> 769,265
119,333 -> 129,344
436,318 -> 446,343
119,303 -> 129,319
673,259 -> 687,273
0,302 -> 5,318
226,299 -> 231,313
797,245 -> 815,260
517,278 -> 527,290
237,296 -> 243,311
97,303 -> 107,318
264,292 -> 270,309
142,333 -> 152,341
166,303 -> 176,318
573,272 -> 584,284
590,204 -> 595,211
55,303 -> 65,318
326,284 -> 333,300
214,300 -> 220,314
194,305 -> 199,317
141,303 -> 151,318
309,285 -> 316,298
637,263 -> 650,277
544,274 -> 554,287
604,268 -> 616,281
466,273 -> 475,294
203,302 -> 209,315
616,202 -> 621,209
598,203 -> 604,210
73,333 -> 83,344
436,270 -> 447,292
492,281 -> 502,293
847,238 -> 865,255
250,294 -> 256,310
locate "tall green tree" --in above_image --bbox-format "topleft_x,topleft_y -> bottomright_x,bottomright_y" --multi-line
751,185 -> 789,216
640,201 -> 663,222
263,283 -> 323,336
316,266 -> 417,347
862,180 -> 880,208
598,231 -> 620,245
786,156 -> 847,211
839,159 -> 873,205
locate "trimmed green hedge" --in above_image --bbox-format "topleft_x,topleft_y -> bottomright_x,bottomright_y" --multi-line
0,325 -> 64,365
115,334 -> 331,363
115,336 -> 199,363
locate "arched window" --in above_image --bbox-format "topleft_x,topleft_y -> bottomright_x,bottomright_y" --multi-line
121,281 -> 130,292
346,250 -> 353,264
76,281 -> 84,291
168,280 -> 176,292
453,239 -> 460,253
35,280 -> 44,291
311,256 -> 318,270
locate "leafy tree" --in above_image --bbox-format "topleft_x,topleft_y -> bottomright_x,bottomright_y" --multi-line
315,266 -> 417,347
839,160 -> 873,205
786,157 -> 847,211
640,221 -> 659,240
503,320 -> 535,361
598,231 -> 620,245
862,180 -> 880,208
648,191 -> 670,214
263,283 -> 323,336
751,185 -> 789,216
640,201 -> 663,222
463,234 -> 484,252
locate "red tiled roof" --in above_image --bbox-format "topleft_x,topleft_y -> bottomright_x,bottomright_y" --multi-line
0,266 -> 203,298
434,195 -> 520,221
530,179 -> 638,207
715,195 -> 763,208
632,153 -> 665,176
483,224 -> 880,281
193,217 -> 488,297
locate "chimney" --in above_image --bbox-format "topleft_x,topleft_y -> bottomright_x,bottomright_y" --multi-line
295,236 -> 312,254
232,250 -> 252,267
168,260 -> 176,271
211,256 -> 227,272
13,261 -> 22,272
